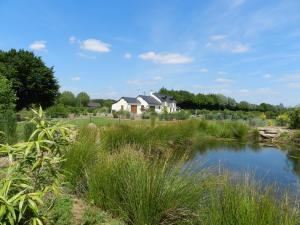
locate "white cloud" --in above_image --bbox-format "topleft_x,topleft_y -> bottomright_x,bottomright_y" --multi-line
220,42 -> 250,53
215,78 -> 233,84
210,34 -> 227,41
71,76 -> 80,81
80,39 -> 110,53
69,36 -> 77,44
263,73 -> 272,79
124,53 -> 132,59
139,51 -> 193,64
29,40 -> 46,51
199,68 -> 208,73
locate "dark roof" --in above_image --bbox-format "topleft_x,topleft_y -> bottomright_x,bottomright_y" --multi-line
152,93 -> 176,103
121,97 -> 140,104
87,102 -> 100,108
138,95 -> 161,105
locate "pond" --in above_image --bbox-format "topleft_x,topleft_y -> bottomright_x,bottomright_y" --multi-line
187,140 -> 300,190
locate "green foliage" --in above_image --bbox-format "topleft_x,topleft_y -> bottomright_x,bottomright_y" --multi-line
81,207 -> 106,225
289,108 -> 300,129
46,104 -> 70,118
59,91 -> 76,106
0,111 -> 17,144
0,107 -> 71,224
48,197 -> 73,225
276,113 -> 290,126
64,126 -> 99,193
100,121 -> 196,152
198,120 -> 250,141
23,122 -> 36,141
0,75 -> 16,111
159,87 -> 286,112
87,148 -> 208,225
77,92 -> 90,107
0,49 -> 59,110
0,75 -> 17,144
201,175 -> 300,225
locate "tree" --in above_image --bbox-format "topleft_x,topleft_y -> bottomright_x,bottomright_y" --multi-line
76,92 -> 90,107
59,91 -> 76,106
0,49 -> 59,110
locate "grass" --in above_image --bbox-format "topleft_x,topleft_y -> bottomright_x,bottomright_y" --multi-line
48,197 -> 73,225
63,125 -> 300,225
201,175 -> 300,225
87,147 -> 210,225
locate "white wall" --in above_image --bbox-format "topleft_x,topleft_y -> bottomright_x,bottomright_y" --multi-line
112,98 -> 142,115
111,98 -> 129,112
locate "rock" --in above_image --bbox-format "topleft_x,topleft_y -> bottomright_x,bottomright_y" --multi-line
0,157 -> 10,168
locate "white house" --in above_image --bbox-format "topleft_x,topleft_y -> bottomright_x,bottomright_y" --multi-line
111,92 -> 177,115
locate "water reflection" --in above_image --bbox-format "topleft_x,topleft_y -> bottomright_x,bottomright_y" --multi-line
186,139 -> 300,188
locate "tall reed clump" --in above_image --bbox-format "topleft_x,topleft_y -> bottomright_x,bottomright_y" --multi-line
87,148 -> 210,225
64,124 -> 99,193
100,120 -> 197,152
200,175 -> 300,225
198,120 -> 249,141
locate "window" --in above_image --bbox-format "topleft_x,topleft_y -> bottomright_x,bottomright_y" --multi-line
121,105 -> 124,110
158,106 -> 160,109
141,105 -> 145,111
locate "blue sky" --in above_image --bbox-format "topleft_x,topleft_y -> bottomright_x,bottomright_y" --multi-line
1,0 -> 300,106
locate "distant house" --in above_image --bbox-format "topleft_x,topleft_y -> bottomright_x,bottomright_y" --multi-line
111,92 -> 177,115
87,101 -> 100,108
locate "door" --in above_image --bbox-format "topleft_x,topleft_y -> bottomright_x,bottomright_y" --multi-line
131,105 -> 137,113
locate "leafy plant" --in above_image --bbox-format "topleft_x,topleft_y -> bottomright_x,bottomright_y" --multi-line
0,107 -> 71,224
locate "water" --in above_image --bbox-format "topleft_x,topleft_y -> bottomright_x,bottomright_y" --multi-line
187,140 -> 300,189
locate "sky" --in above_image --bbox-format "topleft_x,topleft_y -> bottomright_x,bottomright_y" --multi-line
1,0 -> 300,106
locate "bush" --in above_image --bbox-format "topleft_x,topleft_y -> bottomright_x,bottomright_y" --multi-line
46,103 -> 69,118
0,108 -> 71,224
289,108 -> 300,129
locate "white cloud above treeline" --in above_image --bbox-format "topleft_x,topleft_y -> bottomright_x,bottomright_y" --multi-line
80,39 -> 110,53
139,51 -> 193,64
29,40 -> 46,51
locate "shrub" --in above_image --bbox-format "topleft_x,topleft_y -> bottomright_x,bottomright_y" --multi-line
46,103 -> 69,118
289,108 -> 300,129
0,108 -> 71,224
276,113 -> 290,126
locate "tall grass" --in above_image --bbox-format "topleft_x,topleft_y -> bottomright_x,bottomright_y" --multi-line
201,175 -> 300,225
100,120 -> 197,152
64,126 -> 300,225
64,125 -> 99,193
197,120 -> 250,141
87,148 -> 210,225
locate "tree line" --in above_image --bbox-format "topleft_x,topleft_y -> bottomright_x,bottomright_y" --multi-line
159,88 -> 286,112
